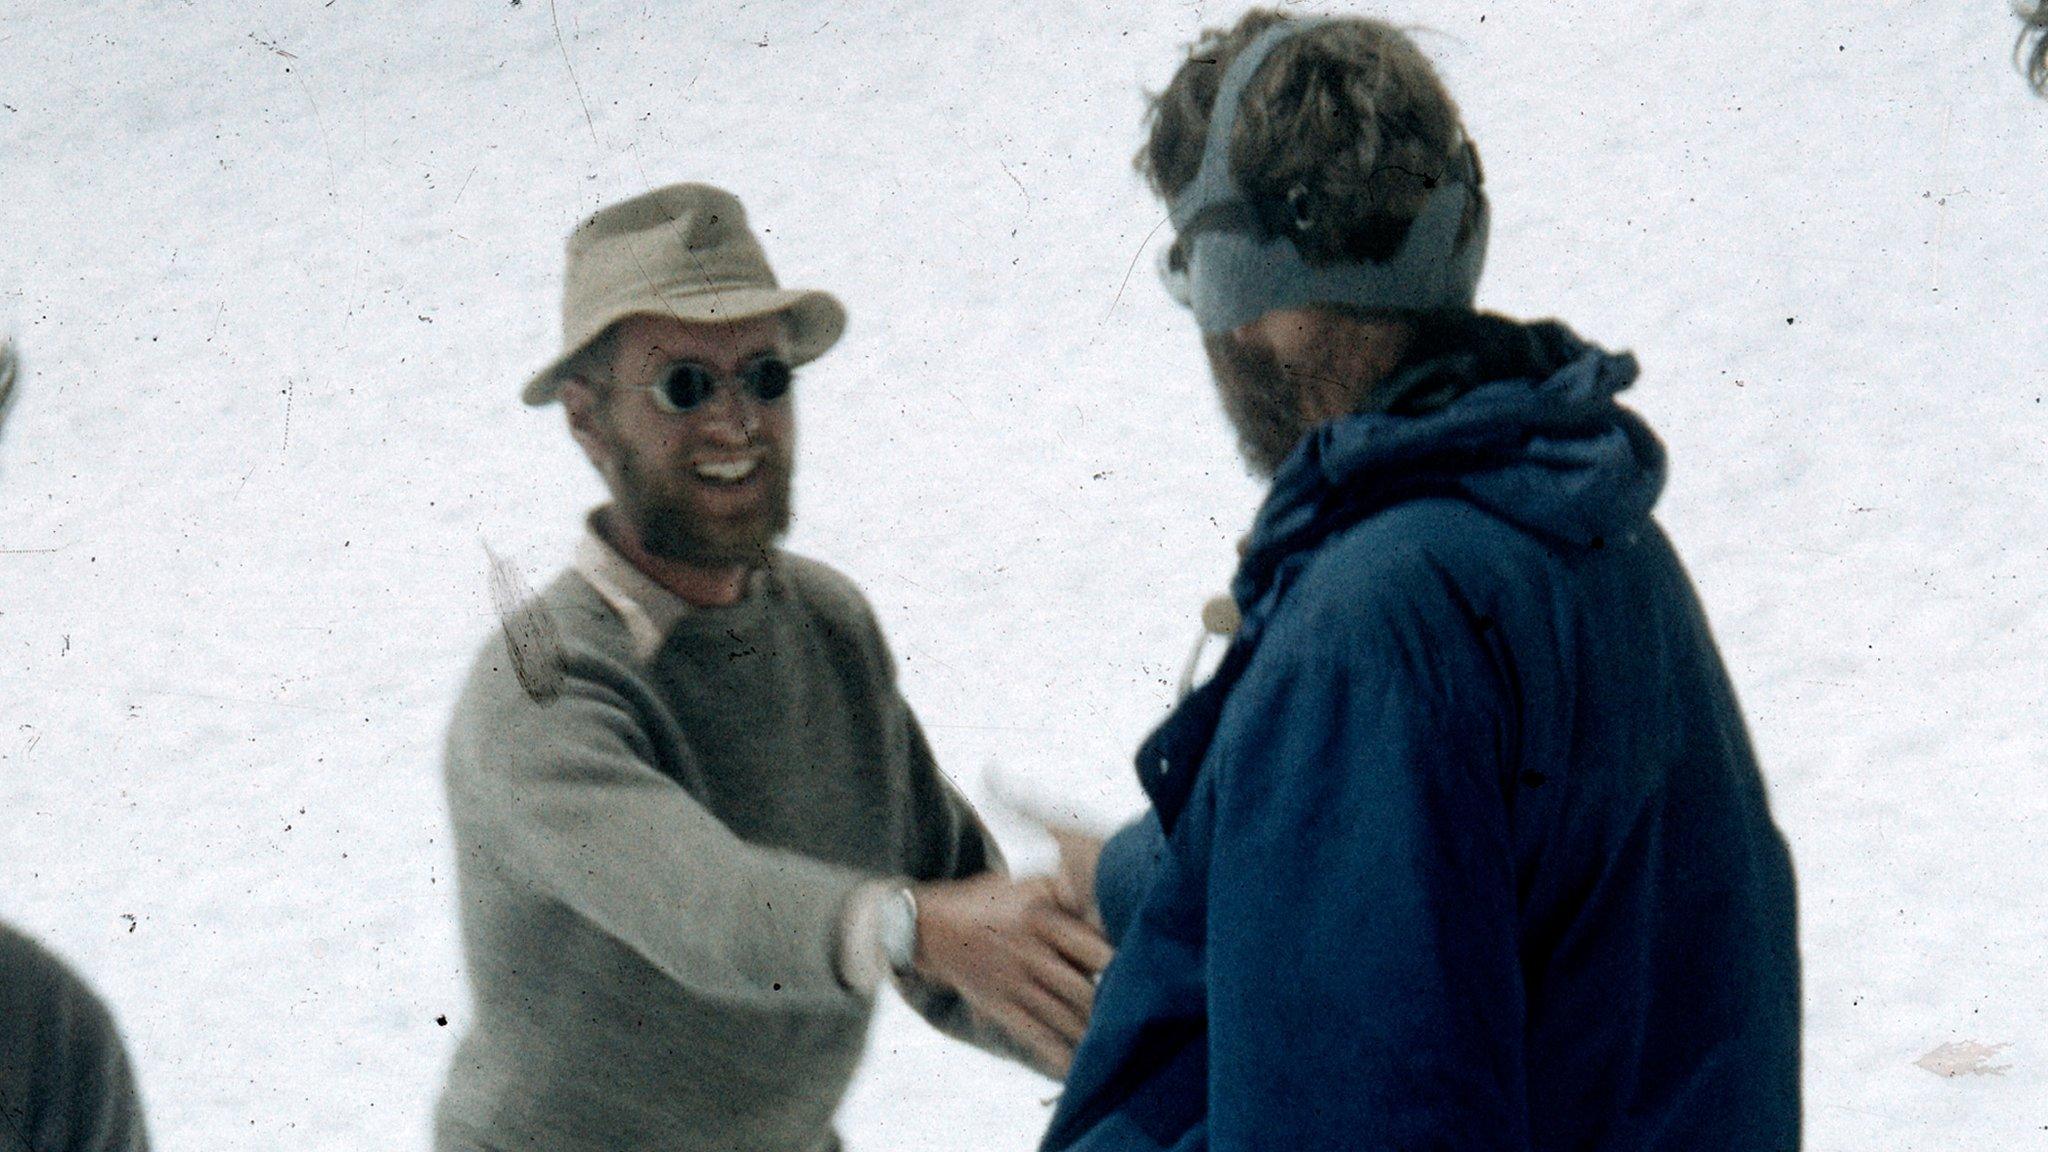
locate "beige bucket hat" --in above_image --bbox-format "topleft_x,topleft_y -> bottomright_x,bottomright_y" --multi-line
522,183 -> 847,405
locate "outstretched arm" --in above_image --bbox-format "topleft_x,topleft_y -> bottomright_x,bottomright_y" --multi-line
448,671 -> 874,1012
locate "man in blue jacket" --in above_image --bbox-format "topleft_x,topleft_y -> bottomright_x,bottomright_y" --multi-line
1042,10 -> 1802,1150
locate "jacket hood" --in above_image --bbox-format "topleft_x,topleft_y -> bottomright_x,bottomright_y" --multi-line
1137,316 -> 1667,835
1234,316 -> 1666,611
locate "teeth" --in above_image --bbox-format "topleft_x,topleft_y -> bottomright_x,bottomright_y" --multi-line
695,458 -> 758,483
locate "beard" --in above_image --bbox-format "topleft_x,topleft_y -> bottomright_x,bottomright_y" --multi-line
609,435 -> 793,568
1204,332 -> 1317,479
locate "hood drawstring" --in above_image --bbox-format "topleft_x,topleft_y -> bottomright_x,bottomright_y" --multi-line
1176,532 -> 1250,699
1176,594 -> 1244,701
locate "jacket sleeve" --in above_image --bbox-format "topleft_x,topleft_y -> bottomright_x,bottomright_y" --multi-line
446,660 -> 873,1013
1096,812 -> 1167,948
1202,570 -> 1530,1149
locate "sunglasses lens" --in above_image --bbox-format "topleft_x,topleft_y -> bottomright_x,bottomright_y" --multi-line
655,362 -> 717,411
1157,240 -> 1193,308
744,357 -> 793,403
651,357 -> 793,412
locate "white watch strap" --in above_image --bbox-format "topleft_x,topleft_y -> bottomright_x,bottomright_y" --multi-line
881,885 -> 919,974
836,882 -> 896,994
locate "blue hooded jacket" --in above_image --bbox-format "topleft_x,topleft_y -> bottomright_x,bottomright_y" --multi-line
1046,317 -> 1801,1152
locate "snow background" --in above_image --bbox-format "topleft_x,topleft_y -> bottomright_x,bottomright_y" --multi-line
2,0 -> 2043,1148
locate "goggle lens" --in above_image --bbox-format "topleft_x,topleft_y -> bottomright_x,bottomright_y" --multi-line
1157,239 -> 1193,308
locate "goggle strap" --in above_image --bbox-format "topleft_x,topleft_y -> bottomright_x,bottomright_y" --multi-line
1171,18 -> 1334,235
1161,17 -> 1489,331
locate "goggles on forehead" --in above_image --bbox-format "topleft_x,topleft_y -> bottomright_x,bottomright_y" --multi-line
1156,200 -> 1266,309
1157,18 -> 1489,332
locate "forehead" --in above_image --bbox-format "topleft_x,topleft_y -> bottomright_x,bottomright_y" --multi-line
611,312 -> 787,363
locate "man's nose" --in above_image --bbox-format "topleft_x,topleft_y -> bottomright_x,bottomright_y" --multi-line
694,382 -> 763,443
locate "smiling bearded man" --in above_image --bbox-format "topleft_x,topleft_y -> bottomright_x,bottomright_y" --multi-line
434,185 -> 1111,1152
573,310 -> 797,577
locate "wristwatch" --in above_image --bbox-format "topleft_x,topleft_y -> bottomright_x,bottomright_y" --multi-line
878,885 -> 919,975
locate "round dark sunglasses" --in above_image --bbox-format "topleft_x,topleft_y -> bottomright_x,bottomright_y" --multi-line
641,355 -> 794,413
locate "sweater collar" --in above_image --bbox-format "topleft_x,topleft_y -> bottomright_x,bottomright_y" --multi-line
573,509 -> 777,662
573,511 -> 688,662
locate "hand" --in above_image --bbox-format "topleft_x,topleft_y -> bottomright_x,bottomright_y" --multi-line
980,762 -> 1108,929
911,872 -> 1114,1077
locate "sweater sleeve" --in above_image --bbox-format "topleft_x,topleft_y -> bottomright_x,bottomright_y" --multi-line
1201,568 -> 1531,1149
885,704 -> 1062,1071
446,661 -> 872,1013
779,563 -> 1049,1068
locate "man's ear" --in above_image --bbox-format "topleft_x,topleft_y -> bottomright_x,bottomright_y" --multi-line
560,377 -> 615,475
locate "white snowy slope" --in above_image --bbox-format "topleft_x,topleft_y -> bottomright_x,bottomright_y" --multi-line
1,2 -> 2043,1149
